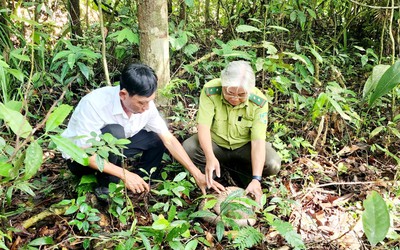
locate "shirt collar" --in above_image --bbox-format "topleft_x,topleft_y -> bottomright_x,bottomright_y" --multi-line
112,86 -> 127,117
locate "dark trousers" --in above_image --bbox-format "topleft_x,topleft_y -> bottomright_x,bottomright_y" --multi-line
67,124 -> 166,187
182,134 -> 281,187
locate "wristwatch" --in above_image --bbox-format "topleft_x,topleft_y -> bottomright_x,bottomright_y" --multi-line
252,175 -> 262,182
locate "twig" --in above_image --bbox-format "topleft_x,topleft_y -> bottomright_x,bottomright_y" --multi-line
300,180 -> 398,202
349,0 -> 400,9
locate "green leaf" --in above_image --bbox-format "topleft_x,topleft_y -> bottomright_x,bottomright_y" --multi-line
236,25 -> 261,33
173,172 -> 187,182
152,215 -> 169,230
307,47 -> 323,63
184,239 -> 198,250
67,53 -> 76,69
327,97 -> 351,121
185,0 -> 194,7
15,182 -> 36,197
45,104 -> 73,132
51,50 -> 71,63
216,221 -> 225,242
267,25 -> 290,32
7,69 -> 25,82
65,204 -> 79,215
50,135 -> 89,166
0,103 -> 32,138
167,205 -> 177,222
369,60 -> 400,106
113,28 -> 138,43
10,49 -> 30,62
77,62 -> 90,80
188,210 -> 217,219
138,232 -> 151,250
272,219 -> 305,249
23,141 -> 43,180
28,236 -> 54,246
203,199 -> 217,210
369,126 -> 384,139
79,174 -> 96,185
284,52 -> 314,74
363,64 -> 390,98
183,44 -> 199,56
95,154 -> 105,172
311,93 -> 328,120
362,190 -> 390,246
0,161 -> 13,177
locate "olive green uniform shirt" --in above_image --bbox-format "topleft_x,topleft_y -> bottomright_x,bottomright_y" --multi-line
197,79 -> 269,150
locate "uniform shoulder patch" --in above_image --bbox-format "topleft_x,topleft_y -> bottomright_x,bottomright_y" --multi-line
205,86 -> 222,96
249,93 -> 267,107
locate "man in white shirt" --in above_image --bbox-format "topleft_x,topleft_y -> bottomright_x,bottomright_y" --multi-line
62,63 -> 225,196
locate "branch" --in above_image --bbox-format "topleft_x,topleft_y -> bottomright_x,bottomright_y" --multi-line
348,0 -> 400,9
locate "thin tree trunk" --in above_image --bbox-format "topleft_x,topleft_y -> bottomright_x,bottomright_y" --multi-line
179,1 -> 186,21
138,0 -> 170,93
205,0 -> 210,23
68,0 -> 82,38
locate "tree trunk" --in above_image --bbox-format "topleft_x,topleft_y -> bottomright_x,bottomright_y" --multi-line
179,1 -> 186,21
205,0 -> 210,24
68,0 -> 82,39
138,0 -> 170,92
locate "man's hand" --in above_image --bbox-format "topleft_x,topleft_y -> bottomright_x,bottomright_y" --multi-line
195,172 -> 225,195
245,179 -> 263,204
122,171 -> 150,194
205,157 -> 221,188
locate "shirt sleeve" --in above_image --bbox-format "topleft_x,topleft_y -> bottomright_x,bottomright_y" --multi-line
64,99 -> 105,147
197,87 -> 215,127
143,102 -> 169,134
250,102 -> 268,141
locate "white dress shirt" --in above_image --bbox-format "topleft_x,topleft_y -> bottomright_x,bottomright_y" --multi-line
61,86 -> 169,158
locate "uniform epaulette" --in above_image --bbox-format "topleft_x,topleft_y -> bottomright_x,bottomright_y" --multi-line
205,86 -> 222,96
249,93 -> 267,107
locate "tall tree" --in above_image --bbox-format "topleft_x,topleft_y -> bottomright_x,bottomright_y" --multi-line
138,0 -> 170,91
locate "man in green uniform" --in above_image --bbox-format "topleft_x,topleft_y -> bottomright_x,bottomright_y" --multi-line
183,61 -> 281,202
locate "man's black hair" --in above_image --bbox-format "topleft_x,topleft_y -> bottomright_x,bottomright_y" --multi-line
120,63 -> 158,97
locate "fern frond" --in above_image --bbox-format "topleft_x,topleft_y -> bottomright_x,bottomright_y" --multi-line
232,226 -> 264,250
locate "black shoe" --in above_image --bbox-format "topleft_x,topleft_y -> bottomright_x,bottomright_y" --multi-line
94,186 -> 110,202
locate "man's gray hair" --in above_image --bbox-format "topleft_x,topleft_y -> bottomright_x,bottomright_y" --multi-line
221,61 -> 255,93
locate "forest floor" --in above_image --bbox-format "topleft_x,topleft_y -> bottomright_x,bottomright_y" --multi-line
3,143 -> 400,249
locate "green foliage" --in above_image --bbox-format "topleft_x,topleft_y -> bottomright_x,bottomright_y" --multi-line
362,191 -> 390,246
271,219 -> 305,250
232,226 -> 264,250
64,196 -> 101,234
84,132 -> 130,172
0,229 -> 11,250
151,171 -> 196,213
0,103 -> 74,204
139,214 -> 191,248
107,182 -> 134,226
365,61 -> 400,106
51,39 -> 101,85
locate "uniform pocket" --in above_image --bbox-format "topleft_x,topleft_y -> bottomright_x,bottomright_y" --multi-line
235,118 -> 253,136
